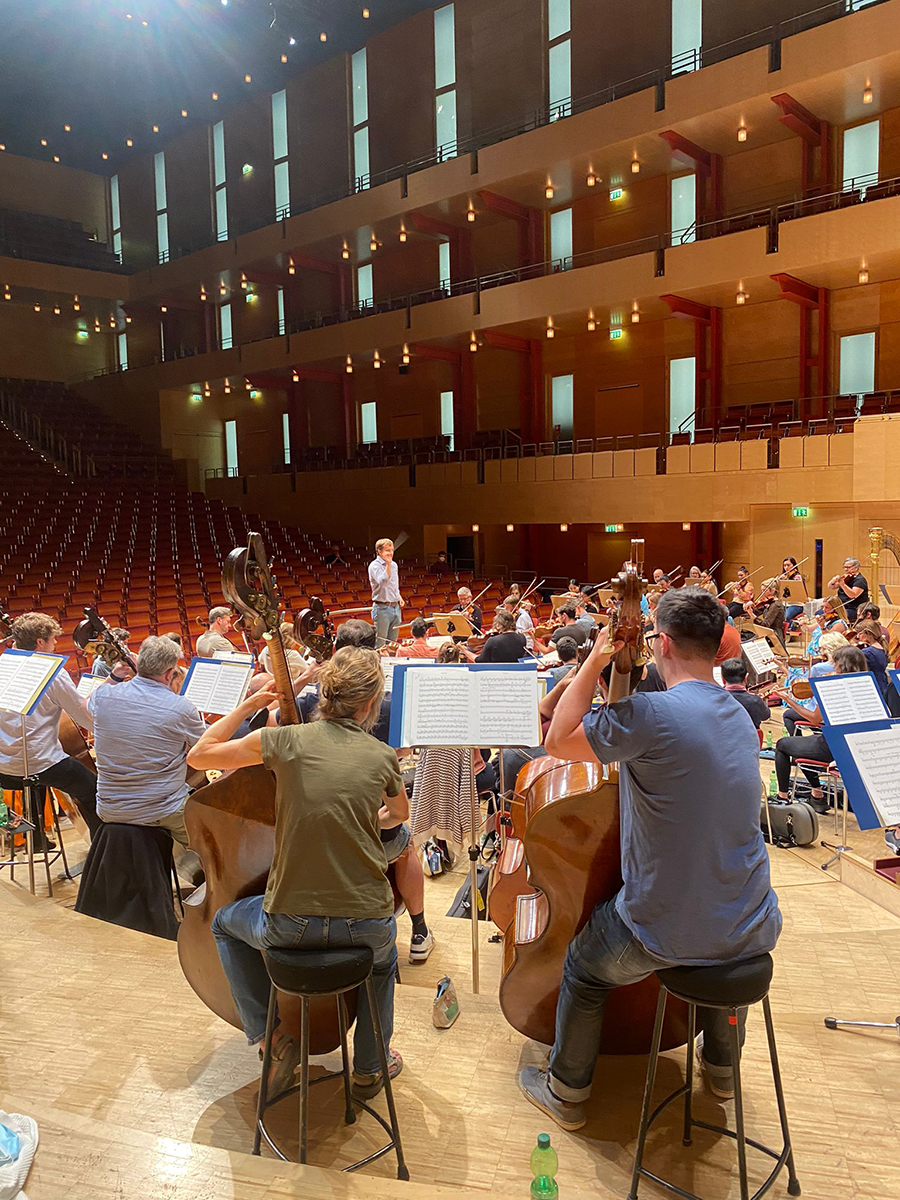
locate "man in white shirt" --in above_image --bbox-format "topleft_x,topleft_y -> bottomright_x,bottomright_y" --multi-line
197,607 -> 234,658
0,612 -> 99,849
88,636 -> 207,846
368,538 -> 405,647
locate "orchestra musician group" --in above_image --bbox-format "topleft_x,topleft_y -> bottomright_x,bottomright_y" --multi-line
3,530 -> 900,1147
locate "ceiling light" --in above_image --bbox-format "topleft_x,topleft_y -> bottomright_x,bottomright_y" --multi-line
34,304 -> 41,313
560,524 -> 569,532
736,287 -> 748,305
0,145 -> 5,152
863,85 -> 874,105
471,524 -> 479,532
244,74 -> 252,84
737,125 -> 748,142
64,124 -> 71,132
545,184 -> 554,200
363,7 -> 370,16
101,152 -> 108,159
682,523 -> 692,531
506,524 -> 515,532
586,172 -> 597,187
345,355 -> 353,374
160,305 -> 167,313
53,306 -> 61,315
181,109 -> 188,117
289,37 -> 296,46
126,138 -> 133,147
631,159 -> 641,174
211,93 -> 219,101
141,19 -> 148,26
152,124 -> 159,133
281,54 -> 288,63
125,316 -> 131,324
53,156 -> 59,163
319,32 -> 327,42
40,139 -> 47,147
858,267 -> 869,284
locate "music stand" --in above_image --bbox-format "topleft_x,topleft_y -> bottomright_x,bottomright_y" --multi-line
781,580 -> 809,605
429,613 -> 476,639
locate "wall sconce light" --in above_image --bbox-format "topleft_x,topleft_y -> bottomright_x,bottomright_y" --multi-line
224,380 -> 231,393
631,159 -> 641,174
244,74 -> 252,84
858,266 -> 869,284
560,523 -> 569,532
373,350 -> 381,368
506,524 -> 515,532
160,305 -> 168,313
245,379 -> 252,390
469,332 -> 478,352
471,523 -> 479,532
125,315 -> 132,324
736,287 -> 748,305
546,317 -> 555,339
319,31 -> 327,42
34,304 -> 41,313
587,310 -> 596,332
737,125 -> 748,142
342,243 -> 350,259
863,84 -> 874,105
292,369 -> 300,382
631,301 -> 641,323
53,306 -> 61,315
219,283 -> 227,295
369,234 -> 378,252
399,226 -> 407,242
586,171 -> 597,187
281,54 -> 288,63
345,355 -> 354,374
402,344 -> 410,365
544,184 -> 554,200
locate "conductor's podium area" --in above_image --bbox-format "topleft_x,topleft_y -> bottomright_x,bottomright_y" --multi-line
2,835 -> 899,1200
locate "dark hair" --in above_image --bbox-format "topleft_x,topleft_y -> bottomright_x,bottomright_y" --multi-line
833,645 -> 867,674
335,618 -> 376,650
720,657 -> 748,685
493,610 -> 516,633
737,565 -> 749,574
437,643 -> 461,663
569,578 -> 579,589
410,617 -> 428,638
165,631 -> 183,647
558,603 -> 577,621
854,619 -> 886,649
556,636 -> 578,663
783,556 -> 797,567
656,587 -> 725,659
859,602 -> 881,620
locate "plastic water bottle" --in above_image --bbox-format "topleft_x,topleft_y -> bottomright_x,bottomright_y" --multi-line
530,1133 -> 559,1197
765,728 -> 774,750
769,771 -> 778,798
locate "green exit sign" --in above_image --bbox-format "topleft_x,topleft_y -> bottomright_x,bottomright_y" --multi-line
792,506 -> 809,518
609,187 -> 624,200
605,523 -> 621,533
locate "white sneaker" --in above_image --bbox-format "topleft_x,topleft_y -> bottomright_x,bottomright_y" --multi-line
695,1034 -> 735,1100
518,1067 -> 587,1131
409,930 -> 435,963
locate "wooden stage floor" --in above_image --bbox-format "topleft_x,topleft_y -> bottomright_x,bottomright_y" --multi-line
2,810 -> 900,1200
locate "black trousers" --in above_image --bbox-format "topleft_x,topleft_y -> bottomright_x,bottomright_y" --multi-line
774,733 -> 831,793
0,756 -> 99,845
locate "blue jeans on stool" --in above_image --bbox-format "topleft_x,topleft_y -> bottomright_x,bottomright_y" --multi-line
212,895 -> 397,1076
548,894 -> 746,1103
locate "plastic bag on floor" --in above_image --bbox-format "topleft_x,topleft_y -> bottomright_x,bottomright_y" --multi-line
0,1109 -> 38,1200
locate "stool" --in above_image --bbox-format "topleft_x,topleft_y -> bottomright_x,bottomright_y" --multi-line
821,764 -> 850,871
0,784 -> 73,897
253,945 -> 408,1179
628,954 -> 799,1200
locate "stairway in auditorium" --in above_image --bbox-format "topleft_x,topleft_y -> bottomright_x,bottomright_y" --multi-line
0,380 -> 493,669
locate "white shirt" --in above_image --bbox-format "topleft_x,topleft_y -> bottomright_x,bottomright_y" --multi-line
516,610 -> 535,650
0,670 -> 93,777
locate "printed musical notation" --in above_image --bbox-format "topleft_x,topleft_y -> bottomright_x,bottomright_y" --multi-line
399,666 -> 540,747
845,727 -> 900,826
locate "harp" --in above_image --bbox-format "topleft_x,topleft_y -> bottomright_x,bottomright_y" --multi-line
868,527 -> 900,654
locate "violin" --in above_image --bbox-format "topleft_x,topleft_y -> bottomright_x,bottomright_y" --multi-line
499,538 -> 688,1054
73,607 -> 138,675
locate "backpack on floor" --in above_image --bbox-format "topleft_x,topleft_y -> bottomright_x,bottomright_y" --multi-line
761,799 -> 819,848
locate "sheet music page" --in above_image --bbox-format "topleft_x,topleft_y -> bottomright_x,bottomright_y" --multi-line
404,668 -> 472,745
814,674 -> 888,725
0,652 -> 62,716
77,674 -> 105,699
845,727 -> 900,826
213,650 -> 254,664
181,661 -> 220,710
207,663 -> 254,714
477,670 -> 541,746
713,667 -> 723,686
742,638 -> 776,673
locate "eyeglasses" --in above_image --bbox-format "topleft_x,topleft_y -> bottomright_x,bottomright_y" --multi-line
645,632 -> 663,647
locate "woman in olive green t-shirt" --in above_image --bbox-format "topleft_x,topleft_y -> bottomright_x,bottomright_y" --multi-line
188,646 -> 409,1101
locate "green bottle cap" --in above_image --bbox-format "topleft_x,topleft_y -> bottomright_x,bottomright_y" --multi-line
537,1133 -> 551,1150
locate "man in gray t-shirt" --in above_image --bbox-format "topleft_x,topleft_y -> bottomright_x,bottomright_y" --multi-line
520,587 -> 781,1132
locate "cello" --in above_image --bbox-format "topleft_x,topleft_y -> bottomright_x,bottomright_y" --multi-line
499,540 -> 688,1054
177,534 -> 353,1052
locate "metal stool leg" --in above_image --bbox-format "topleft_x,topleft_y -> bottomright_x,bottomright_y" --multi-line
627,986 -> 668,1200
299,995 -> 310,1164
336,993 -> 356,1126
682,1003 -> 696,1147
365,975 -> 409,1181
50,794 -> 72,881
729,1012 -> 750,1200
253,984 -> 278,1156
763,996 -> 801,1196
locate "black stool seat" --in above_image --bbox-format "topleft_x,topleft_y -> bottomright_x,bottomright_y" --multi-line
264,946 -> 374,996
658,953 -> 773,1008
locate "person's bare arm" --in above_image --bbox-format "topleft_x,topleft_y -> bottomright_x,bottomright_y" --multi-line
378,782 -> 410,827
545,628 -> 620,762
187,682 -> 280,770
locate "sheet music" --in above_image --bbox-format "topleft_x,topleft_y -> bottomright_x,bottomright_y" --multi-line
405,668 -> 472,744
213,650 -> 254,664
742,638 -> 777,673
381,656 -> 434,694
713,667 -> 723,686
182,659 -> 254,715
0,652 -> 64,716
845,727 -> 900,826
478,670 -> 541,746
77,674 -> 105,699
814,674 -> 888,726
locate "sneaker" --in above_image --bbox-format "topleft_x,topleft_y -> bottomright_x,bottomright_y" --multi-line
695,1035 -> 735,1100
808,795 -> 830,815
352,1048 -> 403,1099
884,828 -> 900,855
517,1066 -> 587,1132
265,1035 -> 300,1100
409,930 -> 435,963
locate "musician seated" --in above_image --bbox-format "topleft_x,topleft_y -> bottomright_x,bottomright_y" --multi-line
0,612 -> 100,849
854,619 -> 894,703
548,637 -> 578,685
88,636 -> 206,851
197,607 -> 235,657
575,598 -> 598,630
322,541 -> 348,568
518,588 -> 781,1129
742,581 -> 786,651
688,566 -> 702,582
450,586 -> 482,640
774,645 -> 866,813
534,604 -> 587,655
726,565 -> 754,620
92,628 -> 133,678
720,658 -> 770,728
781,557 -> 805,625
461,610 -> 526,663
189,648 -> 409,1100
397,618 -> 439,659
164,632 -> 186,662
714,607 -> 742,664
801,598 -> 848,648
857,602 -> 890,644
827,556 -> 869,624
781,631 -> 847,737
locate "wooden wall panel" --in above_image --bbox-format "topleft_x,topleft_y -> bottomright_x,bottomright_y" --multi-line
0,153 -> 107,236
473,346 -> 523,431
702,0 -> 816,64
722,301 -> 799,411
573,175 -> 668,256
367,11 -> 435,177
455,0 -> 544,138
118,155 -> 156,271
225,94 -> 275,238
287,58 -> 350,203
165,125 -> 213,257
723,138 -> 801,213
591,0 -> 670,95
0,303 -> 108,381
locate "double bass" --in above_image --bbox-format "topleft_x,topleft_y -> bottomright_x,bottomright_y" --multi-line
177,534 -> 354,1052
499,540 -> 688,1054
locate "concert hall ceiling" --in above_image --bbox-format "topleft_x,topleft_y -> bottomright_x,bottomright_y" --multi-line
0,0 -> 432,172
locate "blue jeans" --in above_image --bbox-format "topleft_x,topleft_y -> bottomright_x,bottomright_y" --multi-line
372,603 -> 401,647
548,895 -> 746,1103
211,896 -> 397,1075
785,605 -> 804,624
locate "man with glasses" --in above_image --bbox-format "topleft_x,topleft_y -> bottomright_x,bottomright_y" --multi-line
519,587 -> 781,1129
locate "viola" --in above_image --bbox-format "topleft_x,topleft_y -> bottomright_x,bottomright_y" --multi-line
499,540 -> 688,1054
